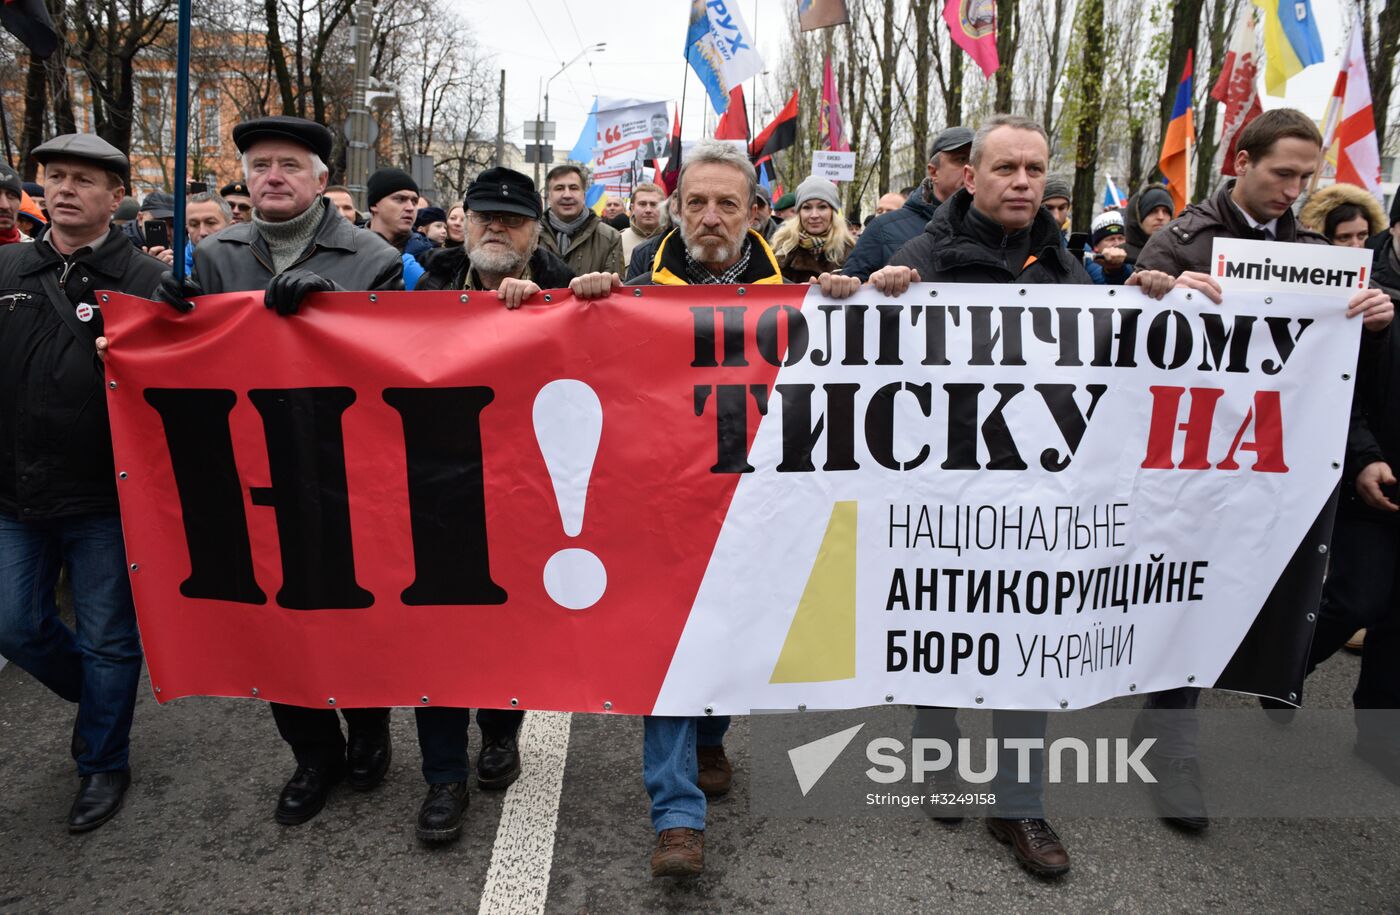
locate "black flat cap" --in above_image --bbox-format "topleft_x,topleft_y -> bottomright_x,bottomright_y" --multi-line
32,133 -> 130,179
929,126 -> 973,159
232,116 -> 334,163
140,190 -> 175,218
220,180 -> 250,197
465,167 -> 541,220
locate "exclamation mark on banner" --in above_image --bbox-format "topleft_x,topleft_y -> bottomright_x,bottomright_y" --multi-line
533,380 -> 607,610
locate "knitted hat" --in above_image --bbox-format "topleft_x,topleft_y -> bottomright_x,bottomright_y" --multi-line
413,206 -> 447,229
1042,175 -> 1072,203
1090,210 -> 1126,247
1136,185 -> 1175,221
795,175 -> 840,211
367,168 -> 419,209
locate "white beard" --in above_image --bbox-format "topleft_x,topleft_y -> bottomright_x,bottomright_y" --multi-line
468,240 -> 528,275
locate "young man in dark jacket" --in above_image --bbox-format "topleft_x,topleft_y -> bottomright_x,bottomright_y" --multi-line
0,133 -> 166,833
817,114 -> 1175,878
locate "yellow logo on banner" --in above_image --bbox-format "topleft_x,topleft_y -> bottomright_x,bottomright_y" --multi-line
770,501 -> 857,683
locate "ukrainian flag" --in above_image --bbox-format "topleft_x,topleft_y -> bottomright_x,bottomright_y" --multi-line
1158,50 -> 1195,215
1253,0 -> 1325,96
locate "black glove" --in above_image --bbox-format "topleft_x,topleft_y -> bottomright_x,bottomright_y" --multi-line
154,271 -> 203,314
264,270 -> 335,316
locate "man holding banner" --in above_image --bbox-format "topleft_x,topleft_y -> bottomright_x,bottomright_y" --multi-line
628,138 -> 785,879
146,115 -> 485,843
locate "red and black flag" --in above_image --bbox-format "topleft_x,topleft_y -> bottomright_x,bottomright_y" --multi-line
655,108 -> 683,196
750,90 -> 798,164
2,0 -> 58,59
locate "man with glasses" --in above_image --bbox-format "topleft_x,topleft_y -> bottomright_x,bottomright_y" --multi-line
219,180 -> 253,223
418,167 -> 575,305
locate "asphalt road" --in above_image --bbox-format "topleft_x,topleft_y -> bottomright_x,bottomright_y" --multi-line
2,641 -> 1398,913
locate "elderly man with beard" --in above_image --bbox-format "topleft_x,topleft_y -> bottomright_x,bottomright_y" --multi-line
417,167 -> 574,302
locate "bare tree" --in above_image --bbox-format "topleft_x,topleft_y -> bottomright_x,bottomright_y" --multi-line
70,0 -> 178,154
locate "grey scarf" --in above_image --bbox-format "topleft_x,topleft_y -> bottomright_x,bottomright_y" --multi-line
546,208 -> 592,252
253,197 -> 325,274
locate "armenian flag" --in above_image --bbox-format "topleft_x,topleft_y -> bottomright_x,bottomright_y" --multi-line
1158,50 -> 1195,215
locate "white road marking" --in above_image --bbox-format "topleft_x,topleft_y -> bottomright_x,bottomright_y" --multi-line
477,711 -> 572,915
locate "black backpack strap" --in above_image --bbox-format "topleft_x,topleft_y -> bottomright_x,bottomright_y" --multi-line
36,265 -> 99,345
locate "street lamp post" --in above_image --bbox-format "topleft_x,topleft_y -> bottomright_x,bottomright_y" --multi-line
533,41 -> 606,188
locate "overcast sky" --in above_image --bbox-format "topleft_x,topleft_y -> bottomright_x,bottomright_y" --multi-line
454,0 -> 1352,156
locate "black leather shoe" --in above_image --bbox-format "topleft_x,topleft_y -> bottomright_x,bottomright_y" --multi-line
416,781 -> 470,843
275,764 -> 344,825
477,733 -> 521,790
68,770 -> 130,833
347,720 -> 392,791
1146,754 -> 1209,831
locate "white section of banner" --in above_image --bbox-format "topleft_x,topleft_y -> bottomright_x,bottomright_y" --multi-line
1213,237 -> 1373,293
652,281 -> 1357,714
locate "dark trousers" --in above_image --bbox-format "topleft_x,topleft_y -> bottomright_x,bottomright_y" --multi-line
1304,511 -> 1400,748
912,706 -> 1048,817
271,704 -> 525,784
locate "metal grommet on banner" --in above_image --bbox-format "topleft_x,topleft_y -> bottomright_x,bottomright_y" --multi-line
975,696 -> 984,704
1128,683 -> 1137,692
1289,692 -> 1298,702
154,686 -> 161,694
109,381 -> 117,389
1107,289 -> 1116,297
118,472 -> 128,480
1342,373 -> 1351,381
1185,292 -> 1193,300
1264,296 -> 1273,305
459,294 -> 469,303
1187,675 -> 1196,684
884,694 -> 894,703
368,293 -> 378,303
736,287 -> 746,296
1306,612 -> 1317,622
251,687 -> 259,697
603,700 -> 613,711
420,696 -> 429,704
1059,699 -> 1069,709
1318,544 -> 1328,554
544,293 -> 553,302
100,294 -> 110,303
129,562 -> 139,572
510,697 -> 519,707
704,705 -> 714,716
327,697 -> 336,706
1332,462 -> 1341,469
633,288 -> 642,297
1018,288 -> 1026,296
797,703 -> 807,712
928,289 -> 938,298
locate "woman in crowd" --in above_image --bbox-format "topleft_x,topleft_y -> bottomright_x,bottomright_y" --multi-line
770,175 -> 855,283
1299,183 -> 1387,248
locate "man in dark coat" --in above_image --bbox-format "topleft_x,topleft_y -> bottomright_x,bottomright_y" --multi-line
838,126 -> 972,280
145,116 -> 484,845
1127,107 -> 1393,830
0,133 -> 167,832
817,114 -> 1176,878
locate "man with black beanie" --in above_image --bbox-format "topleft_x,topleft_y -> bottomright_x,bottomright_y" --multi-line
366,167 -> 419,250
0,164 -> 24,246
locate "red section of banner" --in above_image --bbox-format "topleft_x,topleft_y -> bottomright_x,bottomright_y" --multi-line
101,288 -> 795,713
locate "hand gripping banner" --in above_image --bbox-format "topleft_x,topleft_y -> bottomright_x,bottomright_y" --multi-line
99,282 -> 1358,714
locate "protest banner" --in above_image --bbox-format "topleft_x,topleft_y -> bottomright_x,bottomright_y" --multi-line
1212,236 -> 1373,293
586,98 -> 669,197
99,279 -> 1356,714
811,150 -> 856,181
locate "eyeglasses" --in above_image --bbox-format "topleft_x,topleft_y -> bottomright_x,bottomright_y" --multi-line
468,211 -> 531,228
229,202 -> 252,212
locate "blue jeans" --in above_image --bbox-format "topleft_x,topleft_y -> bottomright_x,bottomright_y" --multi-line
642,714 -> 731,832
0,511 -> 142,775
912,707 -> 1048,817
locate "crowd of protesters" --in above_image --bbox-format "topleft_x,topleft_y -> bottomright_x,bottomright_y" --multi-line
1,102 -> 1398,883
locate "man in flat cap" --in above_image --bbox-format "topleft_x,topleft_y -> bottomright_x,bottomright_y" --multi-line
0,164 -> 26,246
146,116 -> 477,843
219,180 -> 253,223
0,133 -> 167,832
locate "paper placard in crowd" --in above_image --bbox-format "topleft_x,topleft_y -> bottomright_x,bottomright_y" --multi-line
1211,237 -> 1373,293
811,150 -> 856,182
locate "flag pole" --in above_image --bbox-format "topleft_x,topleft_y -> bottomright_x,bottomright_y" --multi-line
171,0 -> 192,280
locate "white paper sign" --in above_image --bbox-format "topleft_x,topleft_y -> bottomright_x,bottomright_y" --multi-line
811,150 -> 856,182
1211,237 -> 1372,293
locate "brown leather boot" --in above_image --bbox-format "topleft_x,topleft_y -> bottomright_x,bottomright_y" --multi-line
650,827 -> 705,877
986,817 -> 1071,877
697,745 -> 733,798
